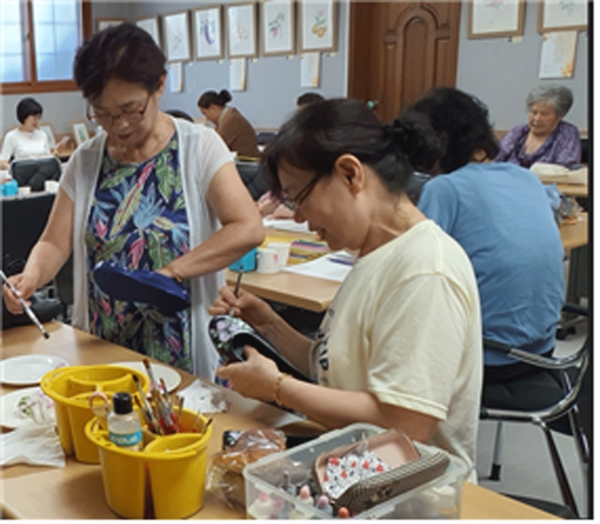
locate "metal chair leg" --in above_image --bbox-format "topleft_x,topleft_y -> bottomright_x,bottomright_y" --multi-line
540,421 -> 579,517
490,421 -> 504,481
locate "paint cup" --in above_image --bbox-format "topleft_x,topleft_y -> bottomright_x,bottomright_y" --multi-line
266,242 -> 291,269
44,180 -> 59,193
18,186 -> 31,196
256,247 -> 280,274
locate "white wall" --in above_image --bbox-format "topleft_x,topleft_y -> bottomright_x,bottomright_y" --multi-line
1,0 -> 589,136
456,0 -> 588,131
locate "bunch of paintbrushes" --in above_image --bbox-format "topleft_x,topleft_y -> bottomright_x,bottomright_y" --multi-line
132,358 -> 212,436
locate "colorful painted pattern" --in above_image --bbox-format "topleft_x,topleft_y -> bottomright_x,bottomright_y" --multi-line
85,133 -> 192,371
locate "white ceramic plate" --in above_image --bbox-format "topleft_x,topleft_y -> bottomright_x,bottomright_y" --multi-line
0,355 -> 69,386
0,386 -> 56,428
108,361 -> 182,393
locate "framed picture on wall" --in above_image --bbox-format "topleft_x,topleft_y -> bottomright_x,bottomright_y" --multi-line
538,0 -> 587,33
96,18 -> 125,32
72,121 -> 89,146
261,0 -> 295,56
39,123 -> 56,150
136,15 -> 161,47
468,0 -> 525,39
299,0 -> 337,53
163,11 -> 192,62
226,3 -> 257,58
193,5 -> 223,60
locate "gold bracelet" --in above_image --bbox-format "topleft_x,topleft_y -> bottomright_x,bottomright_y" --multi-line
273,373 -> 290,407
167,264 -> 183,282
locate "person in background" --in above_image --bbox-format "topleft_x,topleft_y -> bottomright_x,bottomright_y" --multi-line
257,93 -> 326,218
495,84 -> 581,168
2,23 -> 264,380
209,99 -> 482,478
0,98 -> 67,187
400,87 -> 564,385
296,92 -> 325,109
197,89 -> 260,158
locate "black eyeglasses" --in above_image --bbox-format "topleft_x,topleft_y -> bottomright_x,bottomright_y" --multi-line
281,175 -> 320,212
86,93 -> 151,127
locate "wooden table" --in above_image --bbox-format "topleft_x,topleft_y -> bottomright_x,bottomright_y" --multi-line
556,183 -> 588,198
228,216 -> 589,313
0,323 -> 557,520
560,212 -> 588,251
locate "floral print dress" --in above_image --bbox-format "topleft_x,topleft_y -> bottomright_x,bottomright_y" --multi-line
85,133 -> 192,372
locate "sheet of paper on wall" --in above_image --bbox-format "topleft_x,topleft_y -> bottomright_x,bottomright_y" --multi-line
169,62 -> 183,93
229,58 -> 247,91
539,31 -> 577,79
301,52 -> 321,87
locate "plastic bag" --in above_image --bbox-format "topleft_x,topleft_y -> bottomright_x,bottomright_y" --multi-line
0,425 -> 65,467
206,428 -> 286,509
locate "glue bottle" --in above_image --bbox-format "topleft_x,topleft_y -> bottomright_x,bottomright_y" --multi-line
108,392 -> 142,451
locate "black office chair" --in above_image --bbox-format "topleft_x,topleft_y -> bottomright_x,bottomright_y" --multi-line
235,161 -> 270,201
480,304 -> 590,517
10,157 -> 61,192
256,131 -> 277,146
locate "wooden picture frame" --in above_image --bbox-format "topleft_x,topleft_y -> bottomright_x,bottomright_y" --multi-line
468,0 -> 525,39
96,18 -> 125,32
299,0 -> 337,53
226,3 -> 258,58
39,123 -> 56,149
136,15 -> 161,47
72,121 -> 89,146
538,0 -> 587,33
261,0 -> 295,56
193,5 -> 224,60
163,10 -> 192,62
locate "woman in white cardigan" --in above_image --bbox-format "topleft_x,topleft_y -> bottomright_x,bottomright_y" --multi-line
2,23 -> 264,380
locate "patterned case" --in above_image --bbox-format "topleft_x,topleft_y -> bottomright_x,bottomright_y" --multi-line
208,315 -> 310,382
313,429 -> 450,515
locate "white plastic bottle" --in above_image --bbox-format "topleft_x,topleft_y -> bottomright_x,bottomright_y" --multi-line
108,392 -> 142,451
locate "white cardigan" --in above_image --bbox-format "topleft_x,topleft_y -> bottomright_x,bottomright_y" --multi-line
59,117 -> 233,380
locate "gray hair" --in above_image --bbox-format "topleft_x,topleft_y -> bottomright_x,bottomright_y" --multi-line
526,85 -> 574,118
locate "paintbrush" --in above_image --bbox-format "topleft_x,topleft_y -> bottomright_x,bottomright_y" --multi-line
1,269 -> 49,339
132,374 -> 161,434
228,270 -> 243,315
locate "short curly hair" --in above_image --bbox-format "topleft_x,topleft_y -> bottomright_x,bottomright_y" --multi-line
400,87 -> 499,174
526,84 -> 573,118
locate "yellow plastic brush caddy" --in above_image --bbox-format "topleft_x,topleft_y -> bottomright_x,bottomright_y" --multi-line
85,407 -> 212,519
40,364 -> 150,463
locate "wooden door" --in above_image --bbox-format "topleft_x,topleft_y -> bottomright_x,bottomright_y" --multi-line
348,2 -> 461,123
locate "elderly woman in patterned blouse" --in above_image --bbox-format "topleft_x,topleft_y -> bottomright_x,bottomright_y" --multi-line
495,85 -> 581,168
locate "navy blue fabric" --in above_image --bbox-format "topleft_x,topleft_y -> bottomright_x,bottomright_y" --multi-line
93,261 -> 190,316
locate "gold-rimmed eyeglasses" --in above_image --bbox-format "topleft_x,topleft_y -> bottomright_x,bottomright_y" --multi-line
86,93 -> 151,127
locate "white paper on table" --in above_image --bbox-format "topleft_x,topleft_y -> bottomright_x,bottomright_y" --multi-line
229,58 -> 247,91
539,31 -> 577,79
301,52 -> 320,87
262,218 -> 310,233
168,62 -> 182,92
282,251 -> 353,283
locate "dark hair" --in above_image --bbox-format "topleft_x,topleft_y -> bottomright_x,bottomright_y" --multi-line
165,109 -> 194,122
400,87 -> 499,174
197,89 -> 232,109
296,92 -> 325,107
16,97 -> 43,123
263,98 -> 441,197
73,22 -> 166,100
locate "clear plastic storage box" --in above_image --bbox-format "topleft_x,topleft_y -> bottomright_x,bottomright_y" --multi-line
243,423 -> 469,519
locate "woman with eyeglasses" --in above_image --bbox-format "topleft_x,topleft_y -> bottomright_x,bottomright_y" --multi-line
2,23 -> 264,380
208,99 -> 483,478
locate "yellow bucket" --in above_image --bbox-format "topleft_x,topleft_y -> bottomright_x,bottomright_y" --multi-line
40,365 -> 150,463
85,408 -> 212,519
